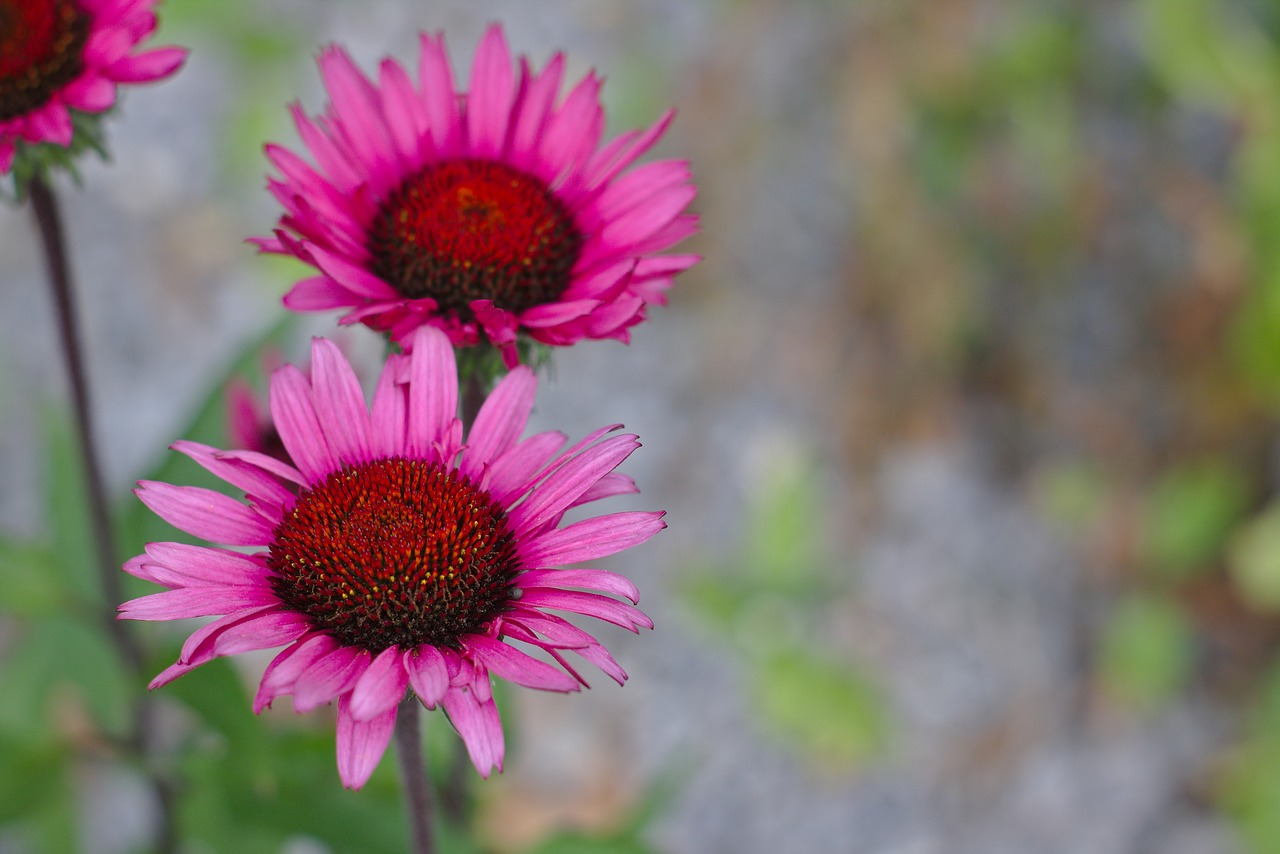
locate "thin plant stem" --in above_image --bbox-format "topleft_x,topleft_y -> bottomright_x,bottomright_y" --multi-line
398,358 -> 491,841
28,174 -> 177,854
395,697 -> 438,854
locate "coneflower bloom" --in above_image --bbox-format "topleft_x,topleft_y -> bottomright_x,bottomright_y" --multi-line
253,24 -> 698,366
121,326 -> 660,789
0,0 -> 186,174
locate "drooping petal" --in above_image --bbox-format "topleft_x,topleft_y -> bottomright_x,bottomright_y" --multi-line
336,693 -> 398,790
465,635 -> 580,693
349,646 -> 410,721
405,645 -> 449,709
442,686 -> 504,777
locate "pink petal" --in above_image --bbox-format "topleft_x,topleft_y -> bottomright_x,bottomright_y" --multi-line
336,693 -> 397,790
282,275 -> 359,311
378,58 -> 428,164
128,542 -> 268,587
317,46 -> 393,174
520,510 -> 665,567
465,25 -> 514,157
60,74 -> 116,112
170,440 -> 295,511
598,184 -> 698,250
442,686 -> 504,777
405,645 -> 449,709
293,647 -> 370,713
461,366 -> 536,479
255,634 -> 339,713
484,430 -> 568,505
502,610 -> 598,649
517,568 -> 641,603
507,434 -> 640,536
349,646 -> 410,721
29,103 -> 73,146
465,635 -> 579,693
308,338 -> 373,466
310,244 -> 401,300
134,481 -> 274,546
585,109 -> 675,190
370,355 -> 408,457
108,45 -> 187,82
417,31 -> 460,148
269,364 -> 337,483
569,472 -> 639,508
404,326 -> 459,457
119,585 -> 276,620
509,52 -> 564,168
541,72 -> 604,176
517,588 -> 653,632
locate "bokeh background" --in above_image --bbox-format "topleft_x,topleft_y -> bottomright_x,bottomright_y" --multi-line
5,0 -> 1280,852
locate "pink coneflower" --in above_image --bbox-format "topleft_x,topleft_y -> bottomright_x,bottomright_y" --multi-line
121,326 -> 660,789
254,24 -> 699,366
0,0 -> 186,174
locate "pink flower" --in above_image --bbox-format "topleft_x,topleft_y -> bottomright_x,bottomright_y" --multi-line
121,326 -> 660,789
0,0 -> 187,173
253,24 -> 699,366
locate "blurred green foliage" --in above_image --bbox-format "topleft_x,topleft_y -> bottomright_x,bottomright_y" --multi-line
681,454 -> 888,771
1097,593 -> 1195,709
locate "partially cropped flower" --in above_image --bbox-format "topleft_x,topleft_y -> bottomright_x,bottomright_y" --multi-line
121,326 -> 660,789
0,0 -> 187,176
254,24 -> 699,367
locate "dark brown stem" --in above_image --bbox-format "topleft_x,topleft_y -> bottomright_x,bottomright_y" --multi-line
29,175 -> 177,854
394,697 -> 438,854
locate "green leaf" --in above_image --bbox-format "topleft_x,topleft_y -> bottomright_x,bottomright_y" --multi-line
39,404 -> 101,604
1228,502 -> 1280,609
0,536 -> 65,616
1217,658 -> 1280,854
751,649 -> 888,770
1139,461 -> 1247,579
0,615 -> 133,739
1097,594 -> 1194,709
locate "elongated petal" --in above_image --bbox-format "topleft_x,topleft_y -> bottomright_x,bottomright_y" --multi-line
405,326 -> 458,456
336,694 -> 397,790
135,482 -> 274,545
517,588 -> 653,632
461,366 -> 536,478
516,568 -> 640,603
309,338 -> 373,466
465,635 -> 579,692
119,585 -> 276,621
520,511 -> 666,568
466,25 -> 514,156
442,687 -> 504,777
508,434 -> 639,535
269,364 -> 336,483
255,634 -> 339,713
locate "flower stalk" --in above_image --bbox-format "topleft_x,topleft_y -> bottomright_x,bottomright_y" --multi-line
394,697 -> 438,854
29,174 -> 178,854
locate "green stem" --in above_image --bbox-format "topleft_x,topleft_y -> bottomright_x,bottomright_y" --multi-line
29,174 -> 178,854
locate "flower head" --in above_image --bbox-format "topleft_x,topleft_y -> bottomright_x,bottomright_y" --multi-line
121,326 -> 660,789
254,24 -> 699,366
0,0 -> 186,176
